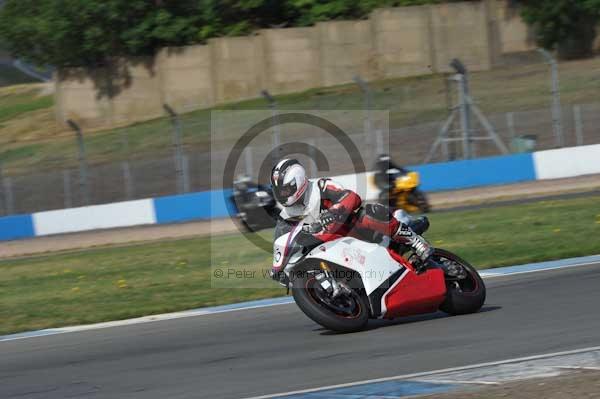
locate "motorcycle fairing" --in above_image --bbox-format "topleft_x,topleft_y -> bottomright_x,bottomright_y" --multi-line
273,223 -> 304,271
305,237 -> 402,296
382,268 -> 446,318
381,248 -> 446,317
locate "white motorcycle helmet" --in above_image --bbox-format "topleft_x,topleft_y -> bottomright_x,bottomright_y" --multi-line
271,159 -> 308,207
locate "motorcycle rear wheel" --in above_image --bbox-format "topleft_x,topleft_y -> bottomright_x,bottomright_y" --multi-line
434,249 -> 486,315
292,271 -> 369,333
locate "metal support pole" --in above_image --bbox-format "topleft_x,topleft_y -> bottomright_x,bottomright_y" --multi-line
120,128 -> 134,199
424,112 -> 457,163
308,139 -> 317,178
0,164 -> 14,215
122,161 -> 134,199
538,48 -> 564,148
244,147 -> 254,178
261,90 -> 281,164
182,154 -> 190,193
506,112 -> 516,149
163,104 -> 186,194
573,105 -> 584,146
63,170 -> 72,208
353,75 -> 374,156
2,175 -> 14,215
470,104 -> 510,154
426,59 -> 507,163
375,129 -> 384,156
0,168 -> 4,216
456,74 -> 472,159
67,119 -> 90,205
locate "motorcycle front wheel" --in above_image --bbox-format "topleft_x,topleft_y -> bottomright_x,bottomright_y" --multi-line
292,270 -> 369,333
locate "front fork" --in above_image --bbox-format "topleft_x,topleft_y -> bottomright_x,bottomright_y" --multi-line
317,262 -> 352,299
274,262 -> 353,298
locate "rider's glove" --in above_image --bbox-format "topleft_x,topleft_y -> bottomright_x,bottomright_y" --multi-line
319,210 -> 340,230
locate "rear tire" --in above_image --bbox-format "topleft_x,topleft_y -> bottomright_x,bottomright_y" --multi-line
435,249 -> 486,315
292,271 -> 369,333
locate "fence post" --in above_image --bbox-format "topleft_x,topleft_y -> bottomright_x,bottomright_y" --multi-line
353,75 -> 374,159
506,112 -> 516,149
182,154 -> 190,193
308,139 -> 317,178
261,90 -> 281,164
63,170 -> 72,208
0,164 -> 14,215
573,105 -> 584,146
244,146 -> 254,178
67,119 -> 90,206
120,129 -> 134,199
122,161 -> 134,199
537,48 -> 564,148
164,104 -> 187,194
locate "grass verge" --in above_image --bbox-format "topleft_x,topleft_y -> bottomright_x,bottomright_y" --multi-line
0,85 -> 53,124
1,194 -> 600,335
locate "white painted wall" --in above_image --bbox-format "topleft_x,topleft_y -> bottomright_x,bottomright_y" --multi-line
533,144 -> 600,180
33,199 -> 156,236
329,172 -> 379,201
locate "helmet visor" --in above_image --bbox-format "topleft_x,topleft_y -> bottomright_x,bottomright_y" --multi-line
273,180 -> 297,205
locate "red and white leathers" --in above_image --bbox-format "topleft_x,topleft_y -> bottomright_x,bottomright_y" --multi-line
275,178 -> 433,261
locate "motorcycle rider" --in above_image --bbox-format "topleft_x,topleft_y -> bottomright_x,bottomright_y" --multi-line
373,153 -> 409,191
271,158 -> 435,273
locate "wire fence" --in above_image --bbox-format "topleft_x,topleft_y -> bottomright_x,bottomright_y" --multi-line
2,50 -> 600,216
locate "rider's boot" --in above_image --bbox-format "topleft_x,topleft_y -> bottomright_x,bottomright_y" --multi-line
392,223 -> 438,274
392,209 -> 430,235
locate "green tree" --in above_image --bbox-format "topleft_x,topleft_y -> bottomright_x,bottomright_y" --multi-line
0,0 -> 471,68
517,0 -> 600,59
0,0 -> 207,67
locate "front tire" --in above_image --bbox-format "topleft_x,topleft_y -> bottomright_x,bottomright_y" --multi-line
292,271 -> 369,333
434,249 -> 486,315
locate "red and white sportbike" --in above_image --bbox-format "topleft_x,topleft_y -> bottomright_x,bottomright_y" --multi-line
273,218 -> 485,332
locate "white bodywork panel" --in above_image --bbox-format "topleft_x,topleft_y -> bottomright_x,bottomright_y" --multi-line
273,224 -> 303,270
305,237 -> 402,295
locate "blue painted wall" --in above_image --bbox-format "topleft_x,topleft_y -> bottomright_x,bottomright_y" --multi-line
409,153 -> 536,192
0,214 -> 35,241
0,154 -> 540,242
153,189 -> 235,224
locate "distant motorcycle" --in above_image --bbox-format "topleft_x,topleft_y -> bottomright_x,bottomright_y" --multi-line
273,213 -> 485,332
374,163 -> 430,214
230,177 -> 279,232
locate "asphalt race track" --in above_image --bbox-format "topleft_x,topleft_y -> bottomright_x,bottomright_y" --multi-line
2,262 -> 600,399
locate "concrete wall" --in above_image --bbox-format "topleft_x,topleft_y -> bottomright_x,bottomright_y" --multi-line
263,27 -> 322,94
491,0 -> 535,54
372,6 -> 434,79
157,46 -> 215,113
54,0 -> 535,129
430,2 -> 493,72
319,20 -> 376,85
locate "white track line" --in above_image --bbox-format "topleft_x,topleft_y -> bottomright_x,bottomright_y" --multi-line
480,261 -> 600,278
556,366 -> 600,371
414,379 -> 500,385
242,345 -> 600,399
